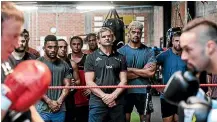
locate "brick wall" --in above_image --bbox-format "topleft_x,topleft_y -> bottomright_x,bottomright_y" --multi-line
195,1 -> 217,23
153,6 -> 163,47
170,1 -> 217,27
23,6 -> 163,50
30,12 -> 85,48
171,1 -> 186,28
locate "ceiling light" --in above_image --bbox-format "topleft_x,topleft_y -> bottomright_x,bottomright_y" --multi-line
16,5 -> 38,11
76,5 -> 114,10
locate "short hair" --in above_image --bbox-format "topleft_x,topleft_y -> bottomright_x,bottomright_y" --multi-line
23,29 -> 29,36
44,35 -> 57,46
183,18 -> 217,43
57,38 -> 68,46
86,33 -> 96,42
70,36 -> 83,47
97,27 -> 115,40
128,21 -> 144,33
167,32 -> 182,47
173,31 -> 181,37
167,27 -> 182,47
1,2 -> 24,26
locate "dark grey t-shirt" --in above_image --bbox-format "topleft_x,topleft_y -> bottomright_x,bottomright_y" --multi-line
36,57 -> 72,112
84,49 -> 127,106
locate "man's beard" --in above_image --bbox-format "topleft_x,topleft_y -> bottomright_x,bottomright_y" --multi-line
187,64 -> 199,75
46,52 -> 57,59
131,38 -> 141,44
15,47 -> 25,53
89,45 -> 97,51
174,46 -> 182,52
58,53 -> 66,58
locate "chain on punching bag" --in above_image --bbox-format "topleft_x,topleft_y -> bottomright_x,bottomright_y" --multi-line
102,9 -> 125,50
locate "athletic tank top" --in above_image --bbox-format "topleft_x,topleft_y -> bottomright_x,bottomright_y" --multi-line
68,53 -> 87,70
68,53 -> 89,106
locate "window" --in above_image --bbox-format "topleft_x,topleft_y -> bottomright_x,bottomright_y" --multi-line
93,16 -> 103,33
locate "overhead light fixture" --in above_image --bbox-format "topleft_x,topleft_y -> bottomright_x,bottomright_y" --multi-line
16,5 -> 38,11
15,2 -> 37,4
76,5 -> 114,10
50,27 -> 57,34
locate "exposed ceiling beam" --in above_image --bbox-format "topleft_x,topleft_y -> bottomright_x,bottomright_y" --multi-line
13,1 -> 169,6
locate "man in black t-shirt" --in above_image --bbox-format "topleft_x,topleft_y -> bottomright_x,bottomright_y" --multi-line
84,27 -> 127,122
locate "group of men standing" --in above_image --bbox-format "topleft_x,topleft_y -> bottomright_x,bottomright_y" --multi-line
35,34 -> 98,122
2,1 -> 217,122
0,18 -> 190,122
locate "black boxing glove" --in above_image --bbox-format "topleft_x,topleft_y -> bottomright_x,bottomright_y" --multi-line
178,96 -> 212,122
163,71 -> 199,105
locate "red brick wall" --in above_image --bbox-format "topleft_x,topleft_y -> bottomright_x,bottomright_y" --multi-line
28,11 -> 152,49
195,1 -> 217,24
171,1 -> 186,27
30,12 -> 85,47
153,6 -> 163,47
171,1 -> 217,27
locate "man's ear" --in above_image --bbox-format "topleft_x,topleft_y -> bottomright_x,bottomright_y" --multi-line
97,38 -> 100,44
206,40 -> 216,55
43,46 -> 45,51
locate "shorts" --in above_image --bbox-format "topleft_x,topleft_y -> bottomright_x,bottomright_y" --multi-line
160,98 -> 178,118
124,93 -> 153,115
74,105 -> 89,122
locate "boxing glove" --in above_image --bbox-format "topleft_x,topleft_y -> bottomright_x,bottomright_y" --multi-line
164,71 -> 199,105
4,60 -> 51,111
178,96 -> 212,122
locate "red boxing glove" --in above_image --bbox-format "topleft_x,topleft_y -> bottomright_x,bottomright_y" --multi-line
4,60 -> 51,111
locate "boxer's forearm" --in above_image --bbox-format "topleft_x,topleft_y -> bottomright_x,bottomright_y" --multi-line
71,61 -> 81,86
87,80 -> 106,98
127,71 -> 139,79
42,95 -> 52,104
57,79 -> 70,104
112,71 -> 127,98
57,89 -> 69,104
85,72 -> 106,98
129,67 -> 156,77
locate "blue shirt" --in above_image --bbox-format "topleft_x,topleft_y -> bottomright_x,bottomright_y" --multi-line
156,48 -> 187,85
118,44 -> 157,94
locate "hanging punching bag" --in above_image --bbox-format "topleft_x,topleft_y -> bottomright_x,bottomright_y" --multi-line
103,9 -> 125,50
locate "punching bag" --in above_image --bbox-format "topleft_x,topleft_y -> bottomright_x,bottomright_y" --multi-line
103,9 -> 125,50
